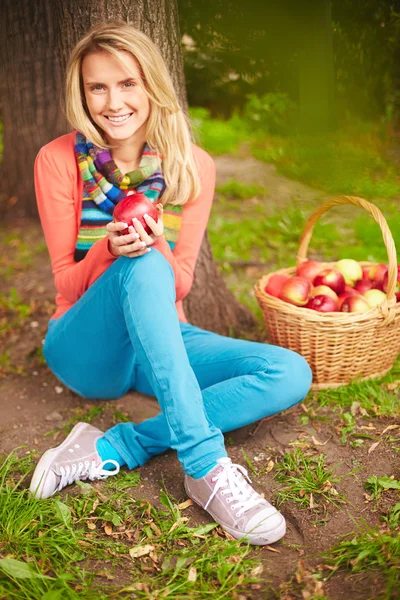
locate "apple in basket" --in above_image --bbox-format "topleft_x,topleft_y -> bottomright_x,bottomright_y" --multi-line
383,267 -> 400,302
264,274 -> 290,298
335,258 -> 363,286
279,277 -> 312,307
368,263 -> 388,288
338,288 -> 358,310
310,285 -> 338,302
296,260 -> 323,282
313,268 -> 346,295
340,295 -> 370,313
306,295 -> 338,312
363,289 -> 387,308
113,193 -> 158,235
354,279 -> 373,294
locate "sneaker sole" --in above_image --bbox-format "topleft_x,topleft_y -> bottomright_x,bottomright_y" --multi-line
185,482 -> 286,545
30,422 -> 94,499
221,514 -> 286,545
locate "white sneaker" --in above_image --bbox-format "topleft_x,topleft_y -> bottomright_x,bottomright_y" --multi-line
30,422 -> 120,499
185,457 -> 285,545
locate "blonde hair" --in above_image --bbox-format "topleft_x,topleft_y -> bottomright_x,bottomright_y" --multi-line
65,21 -> 200,206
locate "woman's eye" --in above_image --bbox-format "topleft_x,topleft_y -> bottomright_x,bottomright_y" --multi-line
123,81 -> 135,88
90,85 -> 104,91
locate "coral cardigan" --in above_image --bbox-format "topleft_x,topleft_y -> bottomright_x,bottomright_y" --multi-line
34,131 -> 216,322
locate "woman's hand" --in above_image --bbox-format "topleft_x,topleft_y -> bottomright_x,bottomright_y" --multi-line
107,203 -> 164,258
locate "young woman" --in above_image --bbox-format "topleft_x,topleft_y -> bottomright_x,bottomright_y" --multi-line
30,21 -> 312,546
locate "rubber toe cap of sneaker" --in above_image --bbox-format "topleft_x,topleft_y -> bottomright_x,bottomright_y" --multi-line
246,506 -> 285,536
30,468 -> 57,499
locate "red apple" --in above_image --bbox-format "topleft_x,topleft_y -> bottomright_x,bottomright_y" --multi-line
113,193 -> 158,235
313,269 -> 346,295
310,285 -> 338,302
335,259 -> 363,286
279,277 -> 312,307
362,266 -> 371,280
354,279 -> 373,294
340,295 -> 370,313
372,280 -> 385,291
383,267 -> 400,294
337,288 -> 358,310
368,263 -> 388,286
296,260 -> 323,282
306,295 -> 338,312
363,289 -> 387,308
264,274 -> 290,298
344,284 -> 356,293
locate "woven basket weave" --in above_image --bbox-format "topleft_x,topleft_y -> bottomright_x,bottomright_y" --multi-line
254,196 -> 400,390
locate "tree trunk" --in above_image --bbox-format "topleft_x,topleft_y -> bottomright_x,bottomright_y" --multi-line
0,0 -> 255,335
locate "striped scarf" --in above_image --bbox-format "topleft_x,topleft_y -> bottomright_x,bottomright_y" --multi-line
74,132 -> 182,262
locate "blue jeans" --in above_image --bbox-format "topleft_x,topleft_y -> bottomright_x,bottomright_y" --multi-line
43,250 -> 312,476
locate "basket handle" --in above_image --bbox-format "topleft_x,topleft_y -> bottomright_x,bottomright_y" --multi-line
296,195 -> 398,307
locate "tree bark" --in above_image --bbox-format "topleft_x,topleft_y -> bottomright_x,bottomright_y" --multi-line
0,0 -> 255,334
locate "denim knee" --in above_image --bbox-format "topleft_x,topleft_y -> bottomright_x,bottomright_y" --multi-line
116,249 -> 175,286
280,349 -> 313,406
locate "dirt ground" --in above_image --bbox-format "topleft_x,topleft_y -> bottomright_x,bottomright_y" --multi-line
1,156 -> 399,599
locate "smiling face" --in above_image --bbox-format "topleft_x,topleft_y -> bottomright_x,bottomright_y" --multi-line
81,50 -> 150,147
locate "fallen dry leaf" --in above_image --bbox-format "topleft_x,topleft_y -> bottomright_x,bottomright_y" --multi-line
90,498 -> 99,514
187,566 -> 197,582
251,565 -> 264,576
368,441 -> 380,454
178,499 -> 193,510
265,545 -> 281,553
385,380 -> 400,391
129,544 -> 154,559
311,435 -> 329,446
265,459 -> 275,473
380,424 -> 399,436
87,522 -> 96,530
150,521 -> 162,536
96,571 -> 114,581
309,493 -> 315,509
104,524 -> 112,536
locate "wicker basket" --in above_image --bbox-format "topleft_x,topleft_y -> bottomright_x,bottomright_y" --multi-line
254,196 -> 400,390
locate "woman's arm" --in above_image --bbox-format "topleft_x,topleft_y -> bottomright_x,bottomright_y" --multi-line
34,145 -> 116,304
151,146 -> 216,302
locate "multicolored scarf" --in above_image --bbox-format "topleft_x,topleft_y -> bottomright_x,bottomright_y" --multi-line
74,132 -> 182,262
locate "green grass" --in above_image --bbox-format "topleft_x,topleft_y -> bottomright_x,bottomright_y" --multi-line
190,107 -> 249,155
216,179 -> 267,200
315,357 -> 400,416
0,230 -> 47,282
364,475 -> 400,502
274,448 -> 345,510
191,104 -> 400,201
0,451 -> 263,599
324,516 -> 400,600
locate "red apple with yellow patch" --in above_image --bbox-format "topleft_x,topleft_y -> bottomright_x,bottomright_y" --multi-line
340,295 -> 370,313
279,277 -> 312,307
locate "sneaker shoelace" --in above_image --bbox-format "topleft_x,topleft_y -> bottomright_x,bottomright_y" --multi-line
204,458 -> 264,517
57,459 -> 120,491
